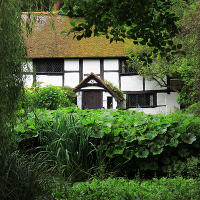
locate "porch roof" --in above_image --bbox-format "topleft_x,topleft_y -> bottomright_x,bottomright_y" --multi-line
74,73 -> 122,102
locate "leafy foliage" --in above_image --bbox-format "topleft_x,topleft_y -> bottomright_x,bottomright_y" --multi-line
15,108 -> 200,179
126,0 -> 200,107
61,0 -> 179,59
0,0 -> 26,157
53,177 -> 200,200
19,86 -> 76,110
35,86 -> 71,110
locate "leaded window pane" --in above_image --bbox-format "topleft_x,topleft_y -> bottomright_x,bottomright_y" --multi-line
34,59 -> 64,73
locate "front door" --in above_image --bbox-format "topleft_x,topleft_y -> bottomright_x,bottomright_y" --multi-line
83,91 -> 102,109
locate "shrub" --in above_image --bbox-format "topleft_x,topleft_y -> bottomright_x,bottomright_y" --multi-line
34,86 -> 72,110
59,86 -> 77,105
186,101 -> 200,117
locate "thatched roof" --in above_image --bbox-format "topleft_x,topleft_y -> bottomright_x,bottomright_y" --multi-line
22,12 -> 135,58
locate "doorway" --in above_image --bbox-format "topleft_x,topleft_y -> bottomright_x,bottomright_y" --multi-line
82,91 -> 102,109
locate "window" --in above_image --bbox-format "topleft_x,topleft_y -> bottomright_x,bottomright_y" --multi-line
33,59 -> 64,74
120,59 -> 137,74
127,93 -> 156,108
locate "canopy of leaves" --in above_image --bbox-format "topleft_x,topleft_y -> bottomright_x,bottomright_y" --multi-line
61,0 -> 179,58
127,0 -> 200,107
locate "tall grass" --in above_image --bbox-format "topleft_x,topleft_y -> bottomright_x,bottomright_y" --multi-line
40,113 -> 98,181
0,151 -> 54,200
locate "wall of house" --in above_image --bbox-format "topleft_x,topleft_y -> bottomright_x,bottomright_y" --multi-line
23,61 -> 34,87
24,58 -> 180,114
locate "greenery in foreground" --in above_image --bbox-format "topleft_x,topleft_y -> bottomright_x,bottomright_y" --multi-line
15,108 -> 200,180
54,177 -> 200,200
2,0 -> 200,199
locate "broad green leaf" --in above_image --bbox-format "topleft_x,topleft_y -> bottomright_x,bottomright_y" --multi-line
169,138 -> 179,147
150,146 -> 163,155
135,148 -> 149,158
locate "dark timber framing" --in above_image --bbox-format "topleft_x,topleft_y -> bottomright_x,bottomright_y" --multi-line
124,89 -> 169,94
64,70 -> 79,73
143,77 -> 145,91
167,76 -> 170,94
79,58 -> 83,82
119,59 -> 121,89
100,58 -> 104,80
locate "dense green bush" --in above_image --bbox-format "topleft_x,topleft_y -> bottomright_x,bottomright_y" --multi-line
20,86 -> 77,110
35,86 -> 69,110
53,177 -> 200,200
186,101 -> 200,117
59,86 -> 77,105
15,108 -> 200,179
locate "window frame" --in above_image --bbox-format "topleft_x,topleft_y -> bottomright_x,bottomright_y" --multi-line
33,58 -> 64,75
126,92 -> 157,108
119,59 -> 138,75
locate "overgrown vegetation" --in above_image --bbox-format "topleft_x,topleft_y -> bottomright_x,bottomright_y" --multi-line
0,151 -> 54,200
0,0 -> 26,157
126,0 -> 200,108
53,177 -> 200,200
15,108 -> 200,180
20,85 -> 76,110
2,0 -> 200,199
0,1 -> 58,199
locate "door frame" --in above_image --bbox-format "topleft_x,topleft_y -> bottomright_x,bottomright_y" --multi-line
82,90 -> 103,109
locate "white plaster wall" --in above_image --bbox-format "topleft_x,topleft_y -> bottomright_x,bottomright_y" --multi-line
83,59 -> 100,74
76,91 -> 82,109
83,74 -> 100,79
104,59 -> 119,70
129,106 -> 166,115
121,75 -> 143,91
157,93 -> 166,106
23,60 -> 33,72
166,92 -> 180,114
104,72 -> 119,87
64,72 -> 79,88
82,86 -> 104,90
23,75 -> 33,88
113,99 -> 118,109
36,75 -> 63,86
103,92 -> 109,109
145,78 -> 167,90
64,59 -> 79,71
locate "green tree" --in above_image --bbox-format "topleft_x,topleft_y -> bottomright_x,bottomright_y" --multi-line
0,0 -> 26,157
61,0 -> 179,59
128,0 -> 200,107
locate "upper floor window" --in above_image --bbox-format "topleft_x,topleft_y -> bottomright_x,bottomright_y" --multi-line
120,59 -> 137,75
127,93 -> 156,108
33,59 -> 64,74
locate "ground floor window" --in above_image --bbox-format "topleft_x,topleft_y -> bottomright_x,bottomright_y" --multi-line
127,93 -> 156,108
